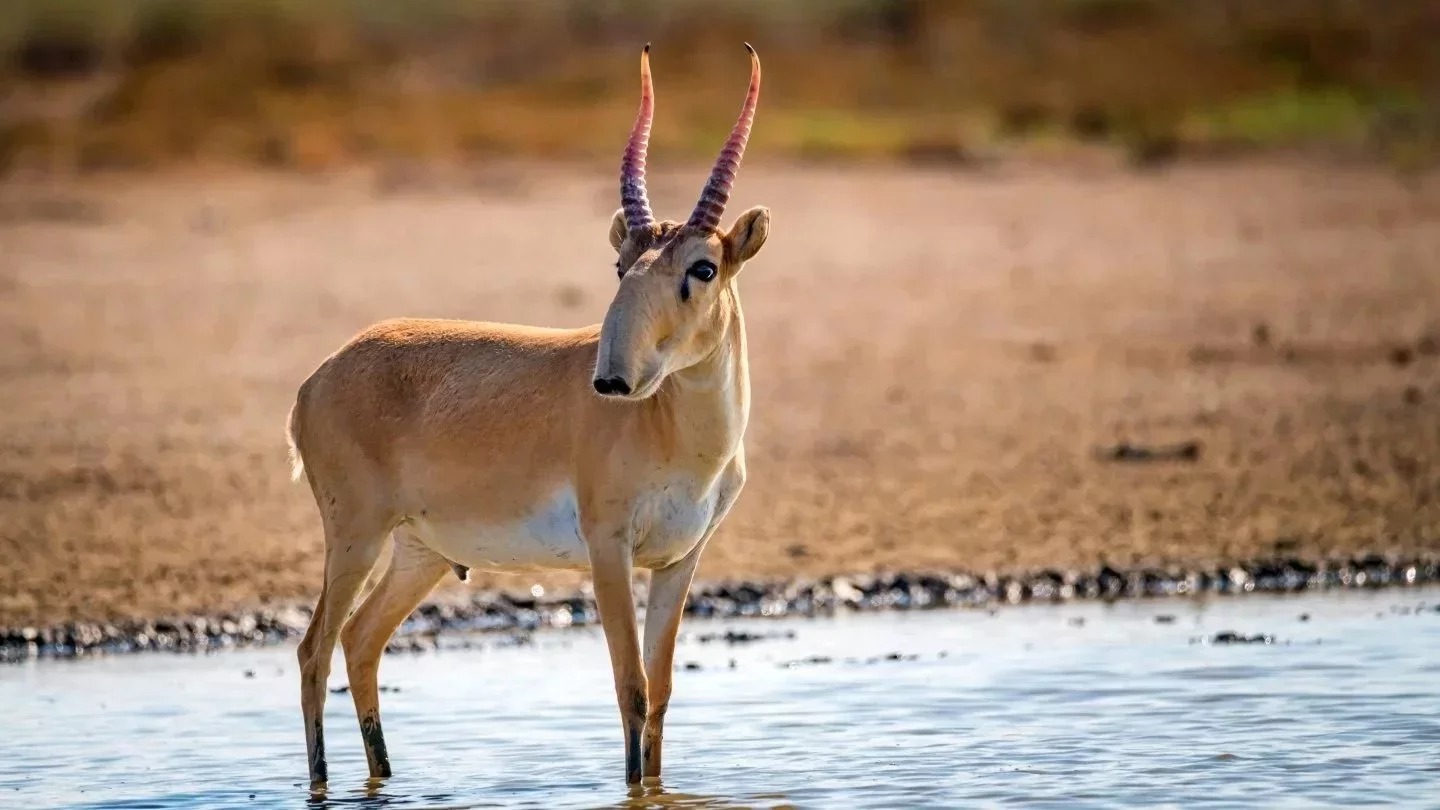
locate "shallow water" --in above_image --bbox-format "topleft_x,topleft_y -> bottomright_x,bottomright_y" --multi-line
4,588 -> 1439,809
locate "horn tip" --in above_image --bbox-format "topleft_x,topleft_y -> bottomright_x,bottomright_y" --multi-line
744,42 -> 755,55
644,42 -> 652,53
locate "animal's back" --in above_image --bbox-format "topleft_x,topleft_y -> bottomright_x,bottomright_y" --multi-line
288,317 -> 600,498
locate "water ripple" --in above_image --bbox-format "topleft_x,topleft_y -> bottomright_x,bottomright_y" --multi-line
3,587 -> 1438,808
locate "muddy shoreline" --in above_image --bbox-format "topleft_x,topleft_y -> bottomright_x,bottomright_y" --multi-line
4,164 -> 1438,634
3,554 -> 1435,664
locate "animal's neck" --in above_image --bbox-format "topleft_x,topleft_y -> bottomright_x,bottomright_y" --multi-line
652,290 -> 750,467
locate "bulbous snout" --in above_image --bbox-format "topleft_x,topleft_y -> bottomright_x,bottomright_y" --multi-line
593,280 -> 652,399
592,376 -> 633,397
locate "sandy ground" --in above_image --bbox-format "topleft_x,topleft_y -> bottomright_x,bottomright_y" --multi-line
1,157 -> 1437,626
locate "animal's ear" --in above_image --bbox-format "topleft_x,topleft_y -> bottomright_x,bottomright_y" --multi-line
723,205 -> 770,268
608,208 -> 628,253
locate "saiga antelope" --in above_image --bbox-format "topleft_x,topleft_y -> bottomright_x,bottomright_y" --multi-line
286,44 -> 769,789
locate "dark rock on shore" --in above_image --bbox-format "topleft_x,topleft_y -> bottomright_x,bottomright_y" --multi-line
0,607 -> 310,664
779,655 -> 833,669
3,554 -> 1436,664
329,684 -> 401,695
1207,631 -> 1277,645
689,629 -> 796,645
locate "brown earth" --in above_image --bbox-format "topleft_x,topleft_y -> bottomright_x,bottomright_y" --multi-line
1,156 -> 1438,626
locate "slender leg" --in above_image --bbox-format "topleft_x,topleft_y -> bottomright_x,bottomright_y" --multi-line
340,530 -> 450,779
586,529 -> 648,785
640,544 -> 706,780
299,514 -> 389,791
641,463 -> 744,781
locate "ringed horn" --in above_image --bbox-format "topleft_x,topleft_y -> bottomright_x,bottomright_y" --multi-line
686,43 -> 762,233
619,43 -> 656,232
616,43 -> 763,235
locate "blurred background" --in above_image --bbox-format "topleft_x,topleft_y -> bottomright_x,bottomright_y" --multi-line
2,0 -> 1437,172
1,0 -> 1437,629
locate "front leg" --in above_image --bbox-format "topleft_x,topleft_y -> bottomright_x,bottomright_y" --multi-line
640,543 -> 705,780
642,460 -> 744,780
584,523 -> 648,785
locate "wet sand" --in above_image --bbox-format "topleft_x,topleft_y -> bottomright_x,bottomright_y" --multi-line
1,157 -> 1438,627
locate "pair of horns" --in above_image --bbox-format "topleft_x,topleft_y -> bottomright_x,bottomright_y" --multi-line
620,43 -> 761,234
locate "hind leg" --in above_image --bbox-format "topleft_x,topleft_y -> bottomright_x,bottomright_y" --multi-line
298,509 -> 390,790
340,529 -> 449,778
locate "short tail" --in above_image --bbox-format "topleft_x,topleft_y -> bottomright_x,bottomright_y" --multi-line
285,401 -> 305,482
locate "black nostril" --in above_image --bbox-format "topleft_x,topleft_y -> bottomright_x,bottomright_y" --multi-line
594,376 -> 631,396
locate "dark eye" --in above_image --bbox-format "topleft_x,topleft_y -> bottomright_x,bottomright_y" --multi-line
616,262 -> 625,280
687,260 -> 717,282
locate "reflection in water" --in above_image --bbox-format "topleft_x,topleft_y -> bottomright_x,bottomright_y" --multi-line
4,587 -> 1439,809
306,777 -> 787,809
619,784 -> 791,810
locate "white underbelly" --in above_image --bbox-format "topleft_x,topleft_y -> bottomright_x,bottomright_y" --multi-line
412,487 -> 590,573
408,479 -> 722,573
